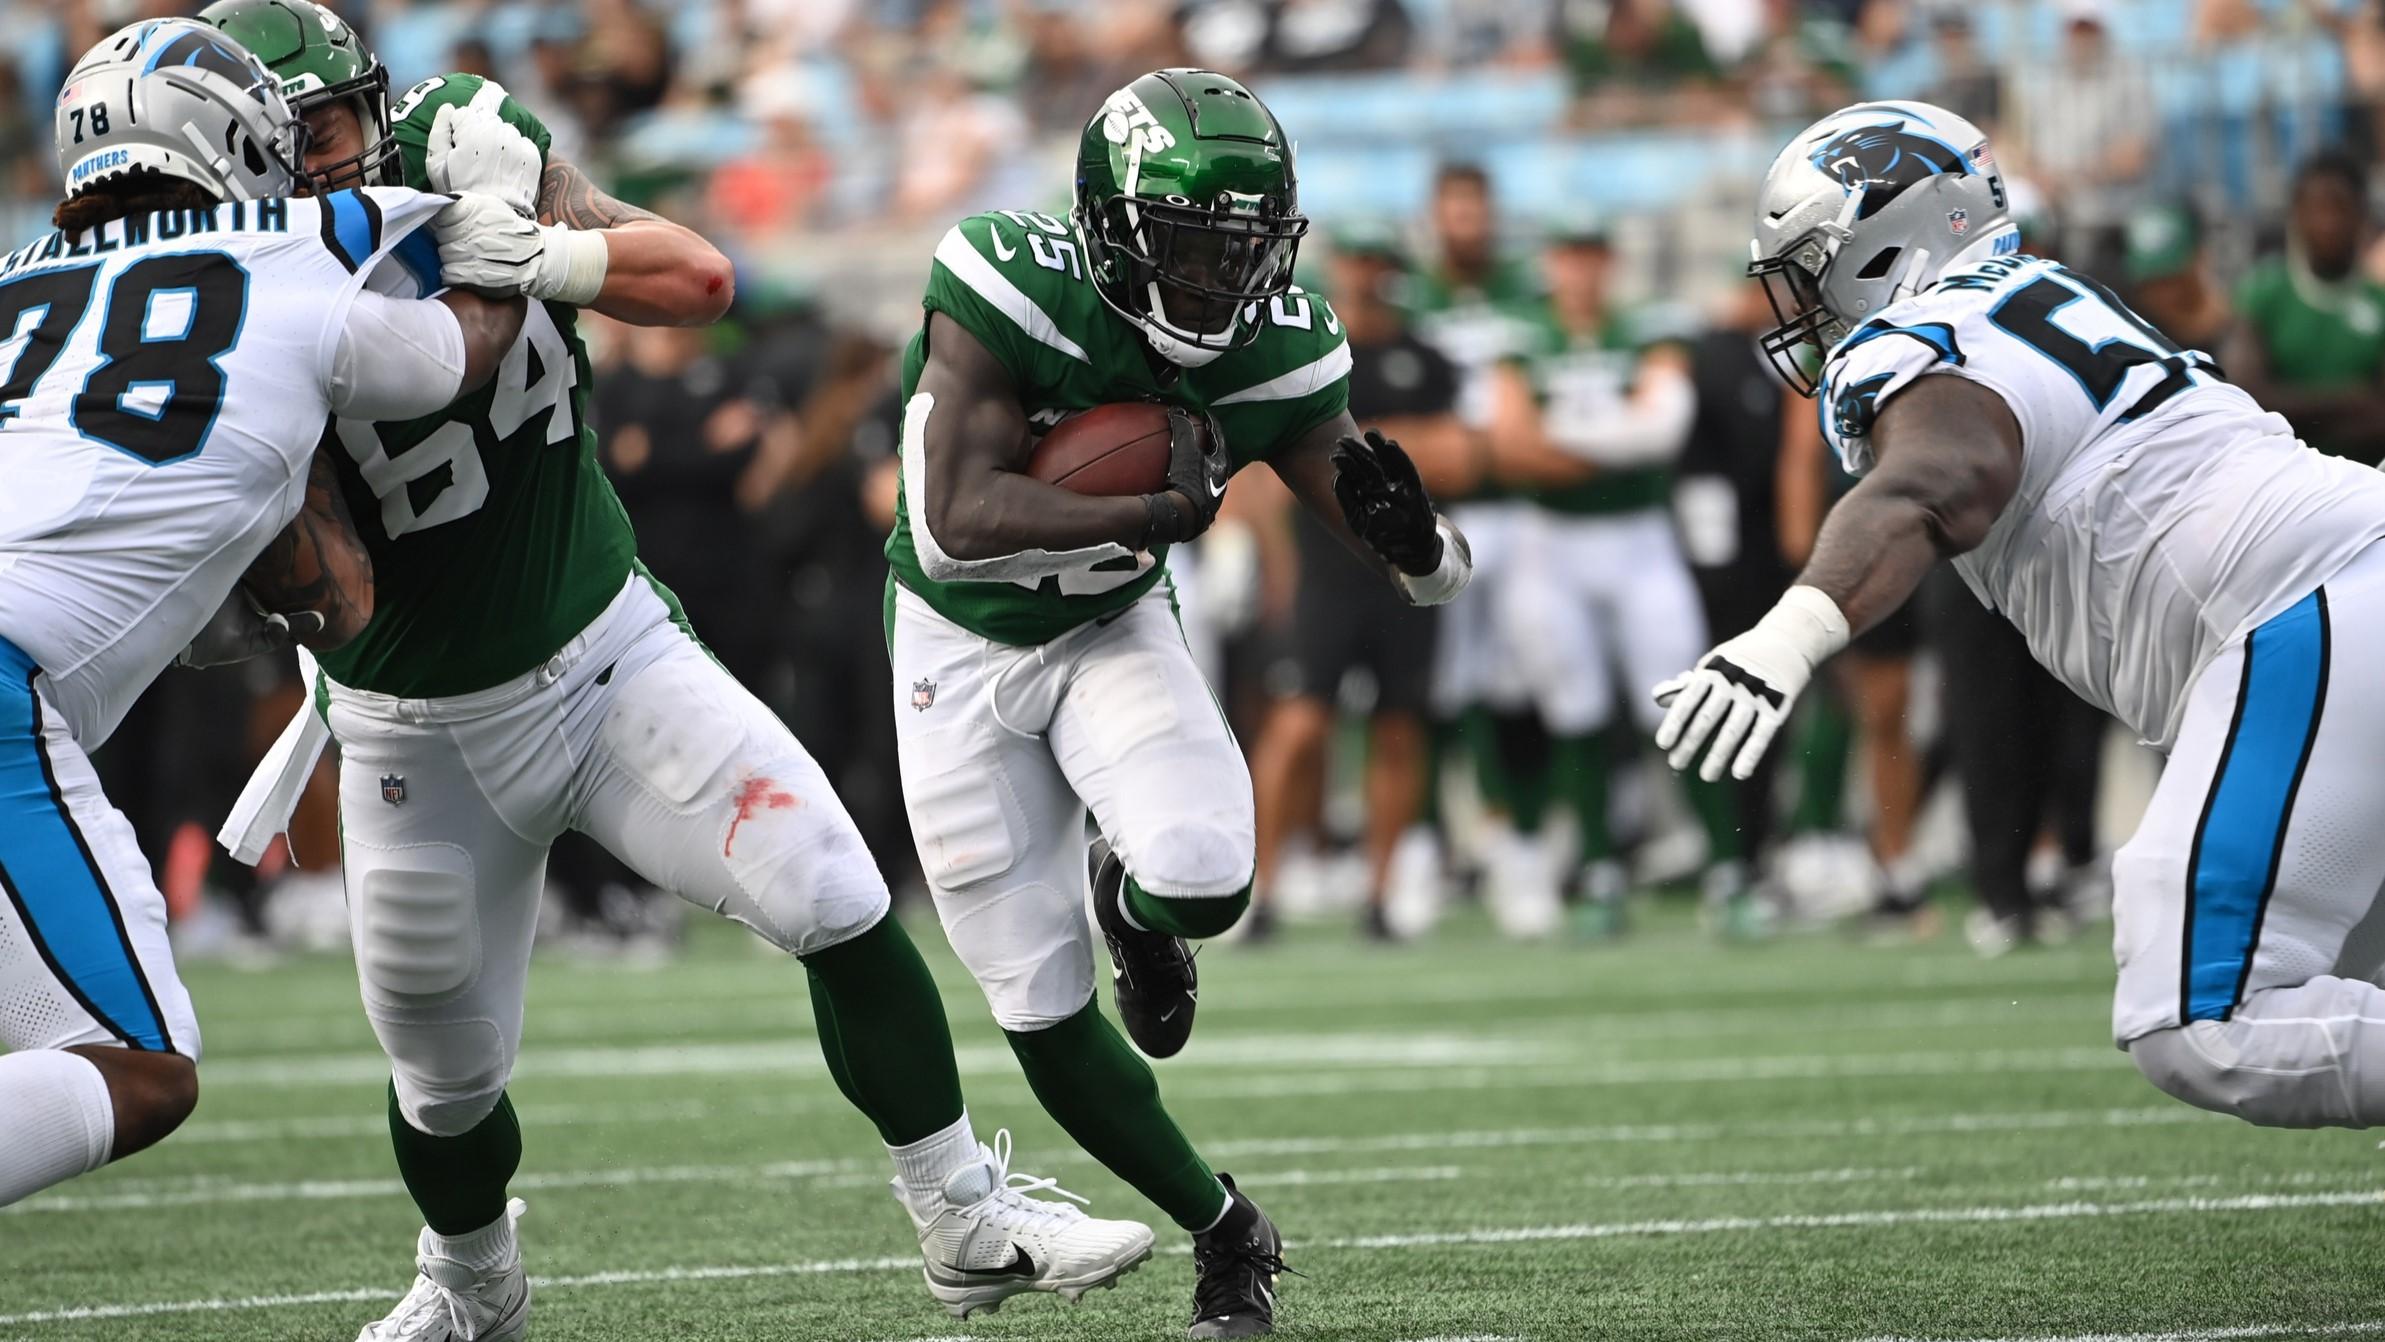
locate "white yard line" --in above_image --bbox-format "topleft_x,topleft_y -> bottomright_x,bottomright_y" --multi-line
5,1188 -> 2377,1329
1853,1321 -> 2385,1342
7,1161 -> 1458,1216
189,1038 -> 2119,1092
1591,1166 -> 1922,1190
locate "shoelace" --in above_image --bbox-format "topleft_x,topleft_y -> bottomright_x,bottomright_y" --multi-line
965,1129 -> 1091,1235
1191,1238 -> 1295,1319
384,1258 -> 484,1341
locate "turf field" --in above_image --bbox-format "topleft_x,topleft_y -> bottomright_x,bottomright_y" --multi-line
6,902 -> 2381,1342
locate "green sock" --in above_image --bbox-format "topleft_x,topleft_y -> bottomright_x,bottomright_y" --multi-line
1005,1003 -> 1228,1231
1551,732 -> 1613,863
1685,773 -> 1745,864
389,1085 -> 520,1236
1790,695 -> 1853,834
801,917 -> 966,1146
1121,876 -> 1249,938
1494,710 -> 1554,833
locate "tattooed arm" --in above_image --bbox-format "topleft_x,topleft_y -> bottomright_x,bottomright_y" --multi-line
242,449 -> 375,651
536,156 -> 734,327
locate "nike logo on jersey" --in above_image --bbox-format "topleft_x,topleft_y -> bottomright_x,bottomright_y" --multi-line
989,226 -> 1018,262
953,1244 -> 1038,1278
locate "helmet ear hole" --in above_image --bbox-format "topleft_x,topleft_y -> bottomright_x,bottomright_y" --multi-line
1855,246 -> 1902,281
241,136 -> 266,177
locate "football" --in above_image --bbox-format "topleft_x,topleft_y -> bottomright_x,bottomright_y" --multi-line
1024,401 -> 1176,496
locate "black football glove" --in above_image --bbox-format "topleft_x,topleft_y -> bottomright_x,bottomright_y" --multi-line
1141,406 -> 1229,548
174,588 -> 324,670
1332,429 -> 1442,575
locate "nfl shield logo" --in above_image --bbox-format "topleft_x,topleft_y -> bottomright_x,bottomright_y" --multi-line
1947,208 -> 1969,236
910,679 -> 937,712
380,774 -> 407,806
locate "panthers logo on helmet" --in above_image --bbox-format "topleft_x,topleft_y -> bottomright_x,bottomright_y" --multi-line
1808,121 -> 1970,219
139,23 -> 272,103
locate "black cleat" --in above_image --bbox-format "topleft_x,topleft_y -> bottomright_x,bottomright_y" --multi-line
1089,838 -> 1198,1058
1188,1175 -> 1286,1339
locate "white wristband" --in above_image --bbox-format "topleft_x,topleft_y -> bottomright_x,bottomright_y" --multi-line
1758,585 -> 1852,669
1394,518 -> 1472,606
531,225 -> 609,306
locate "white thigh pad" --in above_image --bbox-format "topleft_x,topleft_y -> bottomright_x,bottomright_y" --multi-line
353,844 -> 479,999
599,655 -> 745,808
898,717 -> 1028,891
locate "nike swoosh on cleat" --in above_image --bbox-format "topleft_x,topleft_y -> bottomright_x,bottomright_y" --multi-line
952,1244 -> 1038,1279
1159,1005 -> 1180,1021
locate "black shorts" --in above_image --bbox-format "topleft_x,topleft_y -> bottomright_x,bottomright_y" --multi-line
1278,569 -> 1438,715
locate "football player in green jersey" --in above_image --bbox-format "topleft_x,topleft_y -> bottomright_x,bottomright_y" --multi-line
887,69 -> 1473,1339
201,5 -> 1150,1339
1484,212 -> 1760,939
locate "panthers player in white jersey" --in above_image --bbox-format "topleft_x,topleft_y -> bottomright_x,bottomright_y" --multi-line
1660,100 -> 2385,1130
0,19 -> 519,1206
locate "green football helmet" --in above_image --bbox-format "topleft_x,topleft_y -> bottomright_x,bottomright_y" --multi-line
199,0 -> 398,191
1074,69 -> 1308,368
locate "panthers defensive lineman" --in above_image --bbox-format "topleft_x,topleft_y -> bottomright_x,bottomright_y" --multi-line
0,19 -> 520,1206
1661,100 -> 2385,1130
891,69 -> 1471,1338
202,4 -> 1147,1337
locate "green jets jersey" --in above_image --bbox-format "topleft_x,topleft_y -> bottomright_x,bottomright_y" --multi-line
1511,303 -> 1673,515
886,209 -> 1351,646
2236,256 -> 2385,462
314,72 -> 638,697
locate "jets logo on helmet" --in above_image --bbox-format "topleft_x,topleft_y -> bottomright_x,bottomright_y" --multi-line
1101,88 -> 1177,158
198,0 -> 404,190
1746,100 -> 2016,396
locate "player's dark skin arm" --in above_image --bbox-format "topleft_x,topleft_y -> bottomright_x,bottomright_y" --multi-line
442,289 -> 526,394
1796,374 -> 2021,634
1269,409 -> 1405,586
241,449 -> 374,649
239,291 -> 519,649
913,312 -> 1173,558
538,157 -> 733,327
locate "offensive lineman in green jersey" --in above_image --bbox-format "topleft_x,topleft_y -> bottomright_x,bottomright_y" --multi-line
1484,213 -> 1757,938
888,69 -> 1474,1339
201,5 -> 1152,1339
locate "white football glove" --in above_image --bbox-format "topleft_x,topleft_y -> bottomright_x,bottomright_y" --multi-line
425,100 -> 540,218
1652,586 -> 1850,782
432,192 -> 610,304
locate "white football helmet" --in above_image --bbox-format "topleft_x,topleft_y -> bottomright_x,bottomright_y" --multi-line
55,18 -> 305,206
1749,99 -> 2018,394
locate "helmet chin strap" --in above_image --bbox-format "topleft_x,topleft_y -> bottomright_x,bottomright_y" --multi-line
1888,244 -> 1936,306
1141,318 -> 1228,368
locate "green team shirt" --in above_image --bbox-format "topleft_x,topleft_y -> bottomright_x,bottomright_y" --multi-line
1403,258 -> 1539,502
886,209 -> 1351,646
2237,256 -> 2385,460
314,72 -> 639,697
1510,303 -> 1672,515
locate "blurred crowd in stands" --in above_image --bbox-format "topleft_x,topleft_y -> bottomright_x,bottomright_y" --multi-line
12,0 -> 2385,960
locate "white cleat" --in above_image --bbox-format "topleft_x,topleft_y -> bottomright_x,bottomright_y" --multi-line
356,1199 -> 531,1342
896,1130 -> 1156,1319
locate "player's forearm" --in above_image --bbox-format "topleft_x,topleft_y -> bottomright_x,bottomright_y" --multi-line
932,470 -> 1151,561
242,453 -> 374,650
584,220 -> 734,327
1791,487 -> 1943,637
436,291 -> 526,393
1547,374 -> 1696,468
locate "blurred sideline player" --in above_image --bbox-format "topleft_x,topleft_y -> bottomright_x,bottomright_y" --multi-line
887,69 -> 1472,1336
1673,279 -> 1799,902
204,4 -> 1142,1338
1486,212 -> 1761,940
0,19 -> 522,1206
1247,219 -> 1472,942
1775,367 -> 1932,935
1662,100 -> 2385,1132
1406,162 -> 1546,906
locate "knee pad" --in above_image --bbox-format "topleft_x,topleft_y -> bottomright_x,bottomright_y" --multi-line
2128,1019 -> 2362,1129
1127,819 -> 1254,900
940,882 -> 1094,1032
393,1061 -> 510,1138
352,847 -> 480,1000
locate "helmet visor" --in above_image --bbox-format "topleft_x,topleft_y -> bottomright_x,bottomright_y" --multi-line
1102,196 -> 1306,341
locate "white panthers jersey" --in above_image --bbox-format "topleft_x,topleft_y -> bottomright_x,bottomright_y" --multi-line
1822,252 -> 2385,750
0,187 -> 447,747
